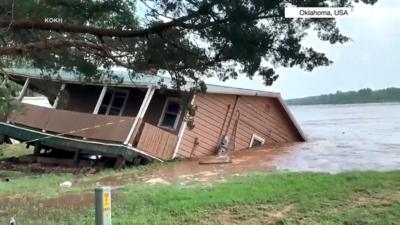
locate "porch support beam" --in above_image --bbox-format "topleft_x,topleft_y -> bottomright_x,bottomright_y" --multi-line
93,85 -> 108,114
17,77 -> 30,102
52,83 -> 66,109
172,94 -> 196,159
33,141 -> 41,156
73,149 -> 81,164
124,86 -> 156,145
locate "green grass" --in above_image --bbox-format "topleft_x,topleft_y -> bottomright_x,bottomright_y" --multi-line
0,144 -> 166,197
1,171 -> 400,225
0,143 -> 31,159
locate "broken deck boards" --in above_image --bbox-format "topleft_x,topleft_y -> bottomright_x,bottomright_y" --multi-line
0,122 -> 140,161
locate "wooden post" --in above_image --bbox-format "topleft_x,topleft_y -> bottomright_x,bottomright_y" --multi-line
190,137 -> 199,158
124,86 -> 155,145
33,141 -> 41,155
216,104 -> 231,148
93,85 -> 108,114
73,149 -> 81,164
128,118 -> 143,146
17,77 -> 30,102
113,155 -> 126,169
172,94 -> 196,159
52,83 -> 66,109
0,134 -> 5,144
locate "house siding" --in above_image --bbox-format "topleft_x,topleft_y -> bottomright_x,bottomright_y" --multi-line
142,90 -> 186,135
177,93 -> 303,158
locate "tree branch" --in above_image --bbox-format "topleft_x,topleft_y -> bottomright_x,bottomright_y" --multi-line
0,39 -> 103,55
0,3 -> 213,38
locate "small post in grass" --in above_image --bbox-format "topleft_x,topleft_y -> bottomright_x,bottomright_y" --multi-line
95,186 -> 112,225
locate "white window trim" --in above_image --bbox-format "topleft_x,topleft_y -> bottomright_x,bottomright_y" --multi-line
158,97 -> 182,130
249,134 -> 265,148
101,89 -> 129,116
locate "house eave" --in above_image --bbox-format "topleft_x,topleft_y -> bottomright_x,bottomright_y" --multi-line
2,69 -> 281,97
275,94 -> 307,141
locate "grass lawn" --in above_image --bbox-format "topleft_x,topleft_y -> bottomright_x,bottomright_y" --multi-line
0,144 -> 155,197
104,171 -> 400,225
1,145 -> 400,224
0,143 -> 31,159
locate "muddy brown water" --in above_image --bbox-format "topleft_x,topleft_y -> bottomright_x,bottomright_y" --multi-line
86,144 -> 289,188
275,103 -> 400,173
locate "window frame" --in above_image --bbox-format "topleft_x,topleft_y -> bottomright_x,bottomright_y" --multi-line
158,97 -> 183,130
249,134 -> 265,148
99,88 -> 129,116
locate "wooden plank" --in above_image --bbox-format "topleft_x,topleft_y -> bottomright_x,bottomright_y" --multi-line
239,96 -> 299,138
177,93 -> 236,157
0,122 -> 140,162
178,93 -> 303,158
236,98 -> 293,135
8,103 -> 135,143
136,123 -> 178,160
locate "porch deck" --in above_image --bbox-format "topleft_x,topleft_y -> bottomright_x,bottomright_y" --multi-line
1,104 -> 178,161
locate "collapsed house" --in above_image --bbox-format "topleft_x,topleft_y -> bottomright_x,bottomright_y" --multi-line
0,68 -> 305,165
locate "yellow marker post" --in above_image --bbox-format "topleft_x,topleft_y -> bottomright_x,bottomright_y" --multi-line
95,186 -> 112,225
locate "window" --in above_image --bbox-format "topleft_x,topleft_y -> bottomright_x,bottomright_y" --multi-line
158,98 -> 182,129
98,89 -> 129,116
249,134 -> 265,148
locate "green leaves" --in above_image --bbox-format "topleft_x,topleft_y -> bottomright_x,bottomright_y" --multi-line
0,83 -> 20,117
0,0 -> 377,91
0,0 -> 138,81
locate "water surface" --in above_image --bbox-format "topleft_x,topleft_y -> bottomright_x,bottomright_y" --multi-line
274,103 -> 400,173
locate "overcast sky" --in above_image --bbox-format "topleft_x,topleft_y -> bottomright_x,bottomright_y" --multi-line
137,0 -> 400,99
205,0 -> 400,99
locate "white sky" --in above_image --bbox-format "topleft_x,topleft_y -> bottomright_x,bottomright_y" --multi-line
137,0 -> 400,99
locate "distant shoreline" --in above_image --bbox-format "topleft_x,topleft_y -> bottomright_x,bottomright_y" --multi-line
287,101 -> 400,107
286,87 -> 400,106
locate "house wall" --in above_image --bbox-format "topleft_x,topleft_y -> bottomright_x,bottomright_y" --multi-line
177,93 -> 303,158
121,88 -> 146,117
60,85 -> 185,135
61,84 -> 146,116
142,90 -> 186,135
143,91 -> 167,126
61,84 -> 101,113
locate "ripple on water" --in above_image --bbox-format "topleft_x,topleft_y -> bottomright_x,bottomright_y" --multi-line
274,103 -> 400,173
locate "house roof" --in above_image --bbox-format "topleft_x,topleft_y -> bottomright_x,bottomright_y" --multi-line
4,68 -> 281,97
3,68 -> 306,140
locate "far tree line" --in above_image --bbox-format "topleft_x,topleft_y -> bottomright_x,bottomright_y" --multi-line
286,87 -> 400,105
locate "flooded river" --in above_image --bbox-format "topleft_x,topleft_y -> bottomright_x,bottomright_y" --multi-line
274,103 -> 400,173
114,102 -> 400,185
107,103 -> 400,186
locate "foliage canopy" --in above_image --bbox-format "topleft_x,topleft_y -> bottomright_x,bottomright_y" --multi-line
0,0 -> 377,90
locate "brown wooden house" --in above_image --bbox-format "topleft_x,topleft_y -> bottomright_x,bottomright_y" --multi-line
0,68 -> 305,163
